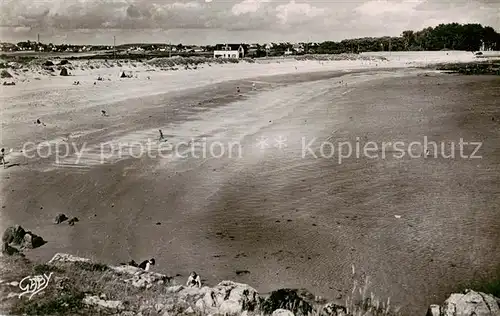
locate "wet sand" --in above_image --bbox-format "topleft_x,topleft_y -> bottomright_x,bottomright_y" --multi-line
1,69 -> 499,314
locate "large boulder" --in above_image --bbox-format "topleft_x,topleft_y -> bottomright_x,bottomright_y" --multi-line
261,289 -> 317,316
2,225 -> 46,250
1,225 -> 46,250
161,280 -> 260,315
2,225 -> 26,245
427,290 -> 500,316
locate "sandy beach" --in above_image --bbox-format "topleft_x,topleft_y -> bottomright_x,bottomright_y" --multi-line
1,51 -> 499,314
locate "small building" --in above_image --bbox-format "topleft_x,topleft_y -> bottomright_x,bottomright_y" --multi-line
192,46 -> 204,53
293,43 -> 305,54
214,44 -> 247,58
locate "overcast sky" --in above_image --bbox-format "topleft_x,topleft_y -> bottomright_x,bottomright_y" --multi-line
0,0 -> 498,45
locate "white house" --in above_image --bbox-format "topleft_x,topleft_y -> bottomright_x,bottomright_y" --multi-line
293,43 -> 305,53
214,44 -> 246,58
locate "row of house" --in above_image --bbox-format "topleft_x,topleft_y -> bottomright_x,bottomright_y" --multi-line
1,40 -> 309,57
213,43 -> 306,59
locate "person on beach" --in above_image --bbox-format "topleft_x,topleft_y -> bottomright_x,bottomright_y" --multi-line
101,110 -> 108,117
0,148 -> 6,168
252,82 -> 256,90
123,258 -> 155,271
159,129 -> 166,142
236,87 -> 241,94
138,258 -> 155,271
186,271 -> 202,288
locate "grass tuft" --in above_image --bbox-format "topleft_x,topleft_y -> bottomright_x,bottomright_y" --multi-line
73,261 -> 109,272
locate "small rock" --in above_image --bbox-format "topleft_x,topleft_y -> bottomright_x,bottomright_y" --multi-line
272,309 -> 295,316
426,304 -> 439,316
1,70 -> 13,78
1,242 -> 21,256
54,213 -> 68,224
59,67 -> 69,76
236,270 -> 251,276
320,302 -> 348,316
68,217 -> 79,226
83,295 -> 124,310
154,303 -> 165,312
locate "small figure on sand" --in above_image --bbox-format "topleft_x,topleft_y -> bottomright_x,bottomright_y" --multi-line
252,82 -> 256,90
73,81 -> 80,85
101,110 -> 108,117
158,129 -> 166,142
186,271 -> 202,288
0,148 -> 6,169
236,86 -> 241,94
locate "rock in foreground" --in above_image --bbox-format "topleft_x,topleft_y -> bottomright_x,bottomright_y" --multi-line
427,289 -> 500,316
1,225 -> 46,255
2,252 -> 498,316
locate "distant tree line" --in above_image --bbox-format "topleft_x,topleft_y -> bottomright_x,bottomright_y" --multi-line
312,23 -> 500,54
238,23 -> 500,56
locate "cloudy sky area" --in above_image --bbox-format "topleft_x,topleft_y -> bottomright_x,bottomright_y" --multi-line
0,0 -> 499,45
